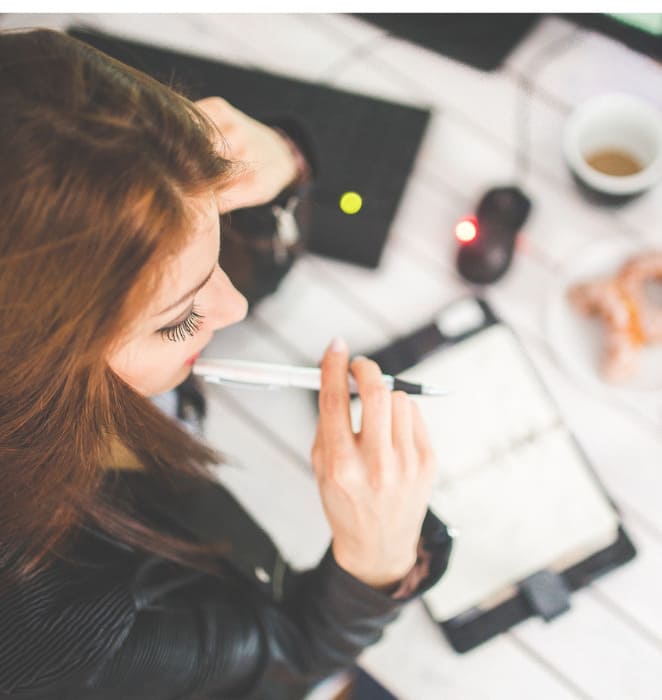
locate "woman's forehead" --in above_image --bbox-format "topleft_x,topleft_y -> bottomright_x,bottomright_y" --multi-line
132,193 -> 220,326
155,196 -> 218,296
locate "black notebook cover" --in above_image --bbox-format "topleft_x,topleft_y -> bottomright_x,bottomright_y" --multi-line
68,26 -> 431,269
355,14 -> 540,71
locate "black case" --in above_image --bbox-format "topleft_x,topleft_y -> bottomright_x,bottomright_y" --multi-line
67,26 -> 431,269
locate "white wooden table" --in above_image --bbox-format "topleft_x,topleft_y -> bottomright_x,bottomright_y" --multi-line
5,13 -> 662,699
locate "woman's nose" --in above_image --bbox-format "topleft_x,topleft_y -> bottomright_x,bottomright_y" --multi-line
208,269 -> 249,331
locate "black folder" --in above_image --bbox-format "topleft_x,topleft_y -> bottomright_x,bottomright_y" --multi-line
358,297 -> 636,652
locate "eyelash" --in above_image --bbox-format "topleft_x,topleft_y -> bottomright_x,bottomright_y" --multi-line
158,306 -> 205,343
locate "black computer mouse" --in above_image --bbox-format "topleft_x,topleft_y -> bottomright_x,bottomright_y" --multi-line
456,186 -> 531,285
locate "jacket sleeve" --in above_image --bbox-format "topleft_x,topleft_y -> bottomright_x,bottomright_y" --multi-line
80,507 -> 452,700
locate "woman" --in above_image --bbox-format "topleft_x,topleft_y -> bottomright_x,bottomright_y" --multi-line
0,28 -> 452,699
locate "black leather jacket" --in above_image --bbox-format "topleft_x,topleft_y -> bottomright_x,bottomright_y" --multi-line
0,470 -> 452,700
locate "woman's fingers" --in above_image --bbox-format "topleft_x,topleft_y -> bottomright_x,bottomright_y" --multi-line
411,400 -> 437,476
317,338 -> 354,453
195,95 -> 300,212
350,356 -> 392,449
391,391 -> 416,466
312,346 -> 438,586
195,97 -> 252,163
195,96 -> 235,129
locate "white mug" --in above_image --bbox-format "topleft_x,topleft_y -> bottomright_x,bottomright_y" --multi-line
563,92 -> 662,199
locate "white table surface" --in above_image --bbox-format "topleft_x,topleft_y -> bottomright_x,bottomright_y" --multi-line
4,13 -> 662,699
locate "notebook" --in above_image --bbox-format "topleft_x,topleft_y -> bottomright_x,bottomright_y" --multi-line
67,26 -> 431,269
352,297 -> 635,651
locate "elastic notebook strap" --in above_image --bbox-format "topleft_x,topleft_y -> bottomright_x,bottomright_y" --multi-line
519,570 -> 571,622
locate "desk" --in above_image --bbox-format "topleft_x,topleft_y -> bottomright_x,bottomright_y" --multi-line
4,13 -> 661,699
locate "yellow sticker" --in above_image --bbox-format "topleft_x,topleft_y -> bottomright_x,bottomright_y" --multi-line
339,191 -> 363,215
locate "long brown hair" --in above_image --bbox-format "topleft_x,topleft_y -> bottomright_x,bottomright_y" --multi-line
0,28 -> 237,588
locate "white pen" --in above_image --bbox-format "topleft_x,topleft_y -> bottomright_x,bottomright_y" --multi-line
192,358 -> 448,396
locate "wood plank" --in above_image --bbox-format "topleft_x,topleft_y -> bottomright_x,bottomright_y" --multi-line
520,335 -> 662,534
185,13 -> 373,81
201,315 -> 320,470
304,245 -> 468,339
593,514 -> 662,649
505,15 -> 662,114
360,600 -> 582,700
203,379 -> 329,570
251,257 -> 392,361
1,13 -> 252,65
300,12 -> 388,49
513,588 -> 662,700
1,13 -> 383,88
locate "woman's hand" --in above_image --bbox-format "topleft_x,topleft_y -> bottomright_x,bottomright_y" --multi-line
194,96 -> 298,213
311,338 -> 438,590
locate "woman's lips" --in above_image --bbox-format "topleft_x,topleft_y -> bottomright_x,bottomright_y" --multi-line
184,352 -> 200,366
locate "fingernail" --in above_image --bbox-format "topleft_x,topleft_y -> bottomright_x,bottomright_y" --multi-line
329,336 -> 347,353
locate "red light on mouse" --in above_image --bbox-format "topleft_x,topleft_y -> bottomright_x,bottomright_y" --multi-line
455,217 -> 478,243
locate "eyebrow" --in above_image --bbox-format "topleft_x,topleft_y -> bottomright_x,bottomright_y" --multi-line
155,264 -> 216,317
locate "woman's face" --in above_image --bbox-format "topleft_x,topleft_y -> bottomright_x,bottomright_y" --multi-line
107,193 -> 248,397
